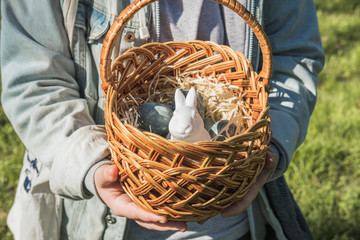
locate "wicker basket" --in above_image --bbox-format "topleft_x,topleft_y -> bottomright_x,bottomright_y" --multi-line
100,0 -> 272,222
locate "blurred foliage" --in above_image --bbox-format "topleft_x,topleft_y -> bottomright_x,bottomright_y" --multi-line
0,85 -> 25,240
285,1 -> 360,239
315,0 -> 359,13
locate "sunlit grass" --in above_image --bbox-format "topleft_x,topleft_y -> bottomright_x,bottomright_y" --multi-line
287,80 -> 360,239
0,91 -> 25,239
285,2 -> 360,239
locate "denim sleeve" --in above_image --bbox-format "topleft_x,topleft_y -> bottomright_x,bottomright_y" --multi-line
0,0 -> 109,199
264,0 -> 325,181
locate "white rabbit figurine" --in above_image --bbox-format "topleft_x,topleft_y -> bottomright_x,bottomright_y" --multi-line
168,87 -> 211,143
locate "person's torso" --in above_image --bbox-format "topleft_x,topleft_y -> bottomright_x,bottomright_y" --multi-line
63,0 -> 261,239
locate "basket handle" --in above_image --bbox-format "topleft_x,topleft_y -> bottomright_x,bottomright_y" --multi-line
100,0 -> 272,90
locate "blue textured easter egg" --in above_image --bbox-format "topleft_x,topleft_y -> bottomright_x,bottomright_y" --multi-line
137,102 -> 173,137
204,117 -> 215,132
209,120 -> 237,141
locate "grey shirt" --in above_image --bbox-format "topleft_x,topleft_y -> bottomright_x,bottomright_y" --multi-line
127,1 -> 249,239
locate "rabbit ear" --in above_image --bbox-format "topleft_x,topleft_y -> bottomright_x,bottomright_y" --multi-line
185,87 -> 197,108
175,88 -> 186,109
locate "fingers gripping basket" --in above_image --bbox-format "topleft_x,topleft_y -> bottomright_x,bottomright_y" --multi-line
100,0 -> 272,222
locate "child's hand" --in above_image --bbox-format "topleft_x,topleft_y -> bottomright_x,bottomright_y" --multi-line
94,164 -> 187,232
221,151 -> 279,218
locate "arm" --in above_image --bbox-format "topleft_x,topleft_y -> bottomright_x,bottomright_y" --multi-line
222,0 -> 324,216
265,0 -> 325,180
0,0 -> 109,199
1,1 -> 187,232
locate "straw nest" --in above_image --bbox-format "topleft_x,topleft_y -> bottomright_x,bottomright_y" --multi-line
116,69 -> 253,141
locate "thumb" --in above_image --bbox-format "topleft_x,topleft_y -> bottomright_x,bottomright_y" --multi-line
264,151 -> 279,172
95,164 -> 119,187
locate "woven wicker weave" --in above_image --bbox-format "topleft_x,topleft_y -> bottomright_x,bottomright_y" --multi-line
100,0 -> 272,222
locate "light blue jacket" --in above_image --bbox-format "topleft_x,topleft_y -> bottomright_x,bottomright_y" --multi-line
1,0 -> 324,239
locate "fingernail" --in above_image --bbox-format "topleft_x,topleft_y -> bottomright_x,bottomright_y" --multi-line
159,218 -> 167,224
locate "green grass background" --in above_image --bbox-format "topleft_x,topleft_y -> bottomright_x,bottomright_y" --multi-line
285,1 -> 360,239
1,1 -> 360,239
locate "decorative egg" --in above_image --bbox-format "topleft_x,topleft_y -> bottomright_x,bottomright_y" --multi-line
209,120 -> 237,141
203,117 -> 216,132
137,102 -> 173,137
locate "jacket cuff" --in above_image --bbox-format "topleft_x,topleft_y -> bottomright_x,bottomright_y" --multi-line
266,109 -> 300,182
83,159 -> 112,198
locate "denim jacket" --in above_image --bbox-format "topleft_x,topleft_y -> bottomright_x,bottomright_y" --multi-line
1,0 -> 324,239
